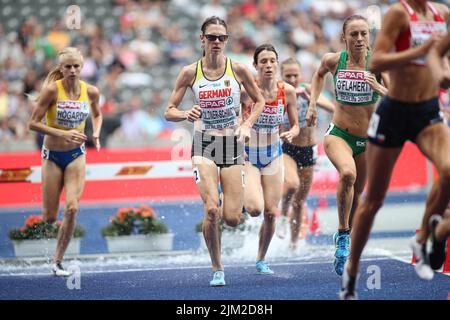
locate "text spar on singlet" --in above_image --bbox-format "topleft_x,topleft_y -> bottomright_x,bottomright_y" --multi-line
56,101 -> 89,128
254,105 -> 282,132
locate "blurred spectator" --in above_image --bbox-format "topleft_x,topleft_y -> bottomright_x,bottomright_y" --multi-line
0,80 -> 9,119
46,22 -> 70,53
162,26 -> 193,66
129,31 -> 160,67
0,32 -> 26,65
116,95 -> 163,141
0,0 -> 389,150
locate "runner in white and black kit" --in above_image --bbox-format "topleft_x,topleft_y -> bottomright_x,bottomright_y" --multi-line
164,16 -> 265,287
277,57 -> 335,250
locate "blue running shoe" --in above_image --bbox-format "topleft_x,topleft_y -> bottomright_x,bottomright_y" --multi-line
256,260 -> 274,275
333,231 -> 350,276
210,270 -> 226,286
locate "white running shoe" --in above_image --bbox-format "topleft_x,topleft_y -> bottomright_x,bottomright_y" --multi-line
339,262 -> 358,300
409,236 -> 434,281
276,216 -> 288,239
52,262 -> 72,277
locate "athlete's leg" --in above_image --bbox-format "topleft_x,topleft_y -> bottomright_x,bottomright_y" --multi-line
415,123 -> 450,243
258,156 -> 283,261
349,151 -> 368,229
281,154 -> 299,217
192,157 -> 222,272
41,159 -> 64,224
278,154 -> 298,239
220,164 -> 246,227
54,155 -> 86,263
324,135 -> 356,231
290,165 -> 314,246
347,143 -> 402,277
243,162 -> 264,217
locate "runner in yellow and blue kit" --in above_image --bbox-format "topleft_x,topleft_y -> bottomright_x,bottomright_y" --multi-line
28,47 -> 103,276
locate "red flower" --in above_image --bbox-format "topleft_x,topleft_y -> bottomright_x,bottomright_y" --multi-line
24,215 -> 43,228
138,204 -> 156,219
116,207 -> 134,222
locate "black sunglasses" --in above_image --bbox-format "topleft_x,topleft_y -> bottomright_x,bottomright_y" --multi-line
204,34 -> 228,42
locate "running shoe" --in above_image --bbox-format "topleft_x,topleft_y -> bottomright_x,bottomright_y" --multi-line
339,262 -> 358,300
429,214 -> 447,270
210,270 -> 226,286
276,216 -> 288,239
333,231 -> 350,276
256,260 -> 274,275
409,236 -> 434,280
52,261 -> 71,277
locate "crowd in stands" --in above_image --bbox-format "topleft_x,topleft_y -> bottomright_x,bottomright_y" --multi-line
0,0 -> 398,150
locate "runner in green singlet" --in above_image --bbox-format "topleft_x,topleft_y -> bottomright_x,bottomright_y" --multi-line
306,15 -> 388,276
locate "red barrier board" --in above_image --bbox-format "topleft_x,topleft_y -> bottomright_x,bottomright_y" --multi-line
0,142 -> 429,207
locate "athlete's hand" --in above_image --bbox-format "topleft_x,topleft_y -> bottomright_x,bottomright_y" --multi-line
93,135 -> 101,152
364,73 -> 381,92
420,33 -> 444,56
185,105 -> 201,122
235,124 -> 251,144
306,103 -> 317,127
440,76 -> 450,89
63,130 -> 87,144
280,131 -> 294,143
296,87 -> 310,100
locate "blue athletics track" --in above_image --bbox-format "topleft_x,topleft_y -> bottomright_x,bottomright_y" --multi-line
0,193 -> 449,301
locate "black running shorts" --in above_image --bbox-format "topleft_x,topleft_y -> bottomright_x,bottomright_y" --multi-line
368,96 -> 443,148
191,131 -> 244,167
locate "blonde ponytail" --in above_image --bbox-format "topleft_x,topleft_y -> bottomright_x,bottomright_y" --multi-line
33,47 -> 83,101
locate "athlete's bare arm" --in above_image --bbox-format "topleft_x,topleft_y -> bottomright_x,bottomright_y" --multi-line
232,61 -> 265,142
164,63 -> 200,122
87,85 -> 103,151
307,52 -> 340,126
232,62 -> 265,128
303,83 -> 335,113
280,83 -> 299,143
369,3 -> 444,73
28,83 -> 87,143
380,72 -> 390,90
364,72 -> 388,96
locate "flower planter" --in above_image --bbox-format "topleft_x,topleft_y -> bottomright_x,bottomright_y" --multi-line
105,233 -> 174,253
198,232 -> 246,251
12,238 -> 81,258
